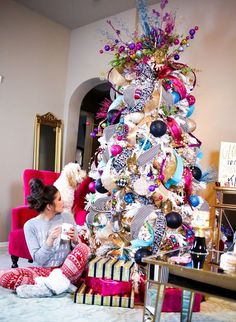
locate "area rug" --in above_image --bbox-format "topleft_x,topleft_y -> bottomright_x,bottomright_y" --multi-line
0,286 -> 236,322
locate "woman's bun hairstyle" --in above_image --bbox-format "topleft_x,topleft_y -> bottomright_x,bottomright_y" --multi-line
27,178 -> 58,212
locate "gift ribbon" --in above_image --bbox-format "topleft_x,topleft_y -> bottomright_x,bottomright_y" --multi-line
167,117 -> 183,145
158,66 -> 187,99
188,133 -> 202,148
164,151 -> 184,189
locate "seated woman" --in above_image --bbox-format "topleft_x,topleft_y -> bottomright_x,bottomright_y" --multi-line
0,178 -> 90,298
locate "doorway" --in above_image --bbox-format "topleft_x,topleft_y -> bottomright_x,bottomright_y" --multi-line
76,81 -> 111,170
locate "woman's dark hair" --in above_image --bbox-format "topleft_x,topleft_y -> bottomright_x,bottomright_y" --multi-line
27,178 -> 58,212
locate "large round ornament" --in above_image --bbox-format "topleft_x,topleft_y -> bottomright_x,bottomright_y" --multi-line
191,166 -> 202,181
134,248 -> 152,265
124,192 -> 135,204
166,211 -> 182,229
107,109 -> 121,124
150,120 -> 167,137
110,144 -> 122,156
189,194 -> 200,207
95,178 -> 108,194
186,118 -> 196,133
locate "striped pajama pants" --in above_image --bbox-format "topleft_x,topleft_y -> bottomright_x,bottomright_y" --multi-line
0,242 -> 90,290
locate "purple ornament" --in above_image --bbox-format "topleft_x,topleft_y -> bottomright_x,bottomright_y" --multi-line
189,29 -> 196,36
186,94 -> 196,106
158,174 -> 165,181
136,42 -> 143,50
119,46 -> 125,53
149,185 -> 156,192
104,45 -> 110,51
128,43 -> 135,50
174,54 -> 180,60
90,131 -> 96,138
174,38 -> 179,45
88,181 -> 96,193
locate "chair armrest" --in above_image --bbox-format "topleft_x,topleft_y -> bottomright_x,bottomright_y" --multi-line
11,206 -> 38,230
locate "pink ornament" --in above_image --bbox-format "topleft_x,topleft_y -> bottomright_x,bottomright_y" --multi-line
186,94 -> 196,106
88,181 -> 96,193
110,145 -> 123,156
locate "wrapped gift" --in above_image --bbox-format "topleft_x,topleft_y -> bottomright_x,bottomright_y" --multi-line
74,282 -> 134,308
88,257 -> 134,282
146,287 -> 202,312
85,276 -> 132,296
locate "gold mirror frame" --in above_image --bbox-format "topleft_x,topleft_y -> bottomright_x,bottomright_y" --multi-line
33,112 -> 62,172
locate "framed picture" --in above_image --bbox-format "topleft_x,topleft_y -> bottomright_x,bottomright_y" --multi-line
218,141 -> 236,187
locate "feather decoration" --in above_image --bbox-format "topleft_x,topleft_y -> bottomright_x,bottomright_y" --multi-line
136,0 -> 151,36
201,167 -> 217,183
96,98 -> 112,119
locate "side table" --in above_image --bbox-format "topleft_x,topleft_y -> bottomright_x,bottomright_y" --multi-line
142,255 -> 236,322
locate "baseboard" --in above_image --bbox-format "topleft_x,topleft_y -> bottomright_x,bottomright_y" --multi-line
0,242 -> 8,249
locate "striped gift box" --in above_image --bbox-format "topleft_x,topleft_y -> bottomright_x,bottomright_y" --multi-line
88,257 -> 135,282
74,283 -> 134,308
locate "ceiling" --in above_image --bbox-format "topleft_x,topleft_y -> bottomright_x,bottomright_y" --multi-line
14,0 -> 159,29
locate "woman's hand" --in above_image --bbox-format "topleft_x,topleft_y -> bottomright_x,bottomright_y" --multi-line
46,225 -> 62,247
67,227 -> 79,244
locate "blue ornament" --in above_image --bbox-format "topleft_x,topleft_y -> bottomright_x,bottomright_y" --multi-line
171,91 -> 181,104
189,194 -> 200,207
124,192 -> 135,204
186,104 -> 195,118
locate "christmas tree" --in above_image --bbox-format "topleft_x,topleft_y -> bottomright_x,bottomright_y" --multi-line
81,0 -> 215,265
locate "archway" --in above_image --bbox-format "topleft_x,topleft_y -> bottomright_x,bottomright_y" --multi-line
63,78 -> 110,168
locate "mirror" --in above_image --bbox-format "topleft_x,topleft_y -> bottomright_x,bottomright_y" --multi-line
33,112 -> 62,172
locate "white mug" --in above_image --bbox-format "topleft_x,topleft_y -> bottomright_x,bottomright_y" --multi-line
61,223 -> 73,241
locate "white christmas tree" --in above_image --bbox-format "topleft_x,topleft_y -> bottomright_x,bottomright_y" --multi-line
81,0 -> 215,265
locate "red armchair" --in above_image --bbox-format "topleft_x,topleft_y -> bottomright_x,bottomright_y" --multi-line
8,168 -> 92,268
8,169 -> 60,268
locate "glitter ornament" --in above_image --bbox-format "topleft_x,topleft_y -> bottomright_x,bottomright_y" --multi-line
189,194 -> 200,207
150,120 -> 167,137
166,211 -> 183,229
186,94 -> 196,106
110,144 -> 123,156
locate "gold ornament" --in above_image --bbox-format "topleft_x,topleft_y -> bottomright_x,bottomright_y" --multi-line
186,118 -> 196,133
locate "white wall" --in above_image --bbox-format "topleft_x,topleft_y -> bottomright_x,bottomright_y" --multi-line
64,0 -> 236,206
0,0 -> 70,242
